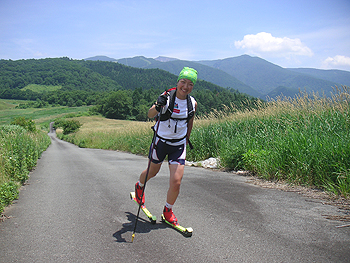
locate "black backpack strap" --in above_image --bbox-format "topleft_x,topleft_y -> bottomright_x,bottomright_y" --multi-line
152,88 -> 195,150
186,95 -> 194,122
159,89 -> 176,121
187,137 -> 194,150
159,89 -> 194,123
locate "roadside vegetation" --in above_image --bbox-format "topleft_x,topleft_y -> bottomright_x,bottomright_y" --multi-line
0,102 -> 89,214
0,118 -> 51,214
190,86 -> 349,197
58,86 -> 350,198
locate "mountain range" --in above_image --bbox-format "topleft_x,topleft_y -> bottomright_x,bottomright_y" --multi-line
85,55 -> 350,99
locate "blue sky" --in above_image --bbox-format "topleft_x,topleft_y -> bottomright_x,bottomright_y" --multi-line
1,0 -> 350,71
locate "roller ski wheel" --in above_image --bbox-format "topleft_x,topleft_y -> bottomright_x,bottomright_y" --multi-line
130,192 -> 156,224
161,214 -> 193,237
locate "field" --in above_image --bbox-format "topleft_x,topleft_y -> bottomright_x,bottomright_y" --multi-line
57,115 -> 154,154
1,87 -> 349,200
0,99 -> 22,110
57,87 -> 350,197
0,99 -> 91,129
21,84 -> 62,93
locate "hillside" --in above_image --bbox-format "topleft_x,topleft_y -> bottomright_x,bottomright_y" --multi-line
197,55 -> 341,97
0,58 -> 179,92
0,58 -> 119,91
84,55 -> 117,62
147,60 -> 260,97
287,68 -> 350,87
0,57 -> 259,120
0,57 -> 248,95
113,56 -> 260,97
86,54 -> 349,99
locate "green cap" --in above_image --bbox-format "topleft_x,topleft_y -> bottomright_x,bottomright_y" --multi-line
177,67 -> 198,85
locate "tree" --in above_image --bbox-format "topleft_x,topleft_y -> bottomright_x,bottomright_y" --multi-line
135,103 -> 150,121
101,90 -> 133,119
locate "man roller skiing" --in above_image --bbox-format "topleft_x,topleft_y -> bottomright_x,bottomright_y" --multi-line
134,67 -> 198,226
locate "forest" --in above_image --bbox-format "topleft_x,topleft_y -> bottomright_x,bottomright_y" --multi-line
0,58 -> 260,120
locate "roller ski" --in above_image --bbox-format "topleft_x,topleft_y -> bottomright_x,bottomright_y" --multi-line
161,208 -> 193,237
130,192 -> 156,224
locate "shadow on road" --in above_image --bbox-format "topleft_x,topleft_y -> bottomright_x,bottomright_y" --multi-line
113,212 -> 167,243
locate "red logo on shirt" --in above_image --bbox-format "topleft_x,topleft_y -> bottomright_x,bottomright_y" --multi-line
173,103 -> 180,113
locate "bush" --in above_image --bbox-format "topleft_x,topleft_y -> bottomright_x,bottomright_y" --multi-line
0,182 -> 19,207
54,118 -> 82,135
62,120 -> 82,135
10,116 -> 36,132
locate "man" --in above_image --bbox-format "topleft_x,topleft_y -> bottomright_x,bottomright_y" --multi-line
135,67 -> 198,226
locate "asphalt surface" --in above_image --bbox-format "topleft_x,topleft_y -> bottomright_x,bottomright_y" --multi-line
0,133 -> 349,262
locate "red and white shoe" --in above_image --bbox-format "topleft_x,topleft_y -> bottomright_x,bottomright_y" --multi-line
163,207 -> 179,226
135,182 -> 145,205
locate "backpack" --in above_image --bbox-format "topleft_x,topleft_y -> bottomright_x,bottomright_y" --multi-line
159,87 -> 194,123
154,87 -> 195,149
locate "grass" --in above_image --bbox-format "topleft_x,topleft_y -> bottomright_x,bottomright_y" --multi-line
0,125 -> 51,213
0,101 -> 91,213
57,116 -> 153,155
0,99 -> 91,129
189,86 -> 350,197
0,99 -> 24,110
58,86 -> 350,197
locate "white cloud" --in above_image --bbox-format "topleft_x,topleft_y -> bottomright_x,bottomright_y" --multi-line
234,32 -> 313,57
12,38 -> 46,58
323,55 -> 350,68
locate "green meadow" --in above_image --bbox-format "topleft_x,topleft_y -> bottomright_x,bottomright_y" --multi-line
0,100 -> 91,129
21,84 -> 62,93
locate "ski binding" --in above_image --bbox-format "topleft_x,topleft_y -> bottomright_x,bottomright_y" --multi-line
161,214 -> 193,237
130,192 -> 156,224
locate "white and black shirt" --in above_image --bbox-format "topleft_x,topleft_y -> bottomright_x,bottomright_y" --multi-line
154,95 -> 196,146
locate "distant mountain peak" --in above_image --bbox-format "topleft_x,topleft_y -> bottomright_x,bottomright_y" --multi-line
154,56 -> 178,62
84,56 -> 117,62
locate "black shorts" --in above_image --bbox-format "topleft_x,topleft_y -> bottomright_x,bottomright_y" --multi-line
148,138 -> 186,165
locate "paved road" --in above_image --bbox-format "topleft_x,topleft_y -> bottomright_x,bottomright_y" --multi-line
1,133 -> 349,262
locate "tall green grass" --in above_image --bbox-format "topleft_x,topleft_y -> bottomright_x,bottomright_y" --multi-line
0,125 -> 51,213
58,86 -> 350,197
0,101 -> 90,214
58,118 -> 153,155
188,86 -> 350,197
